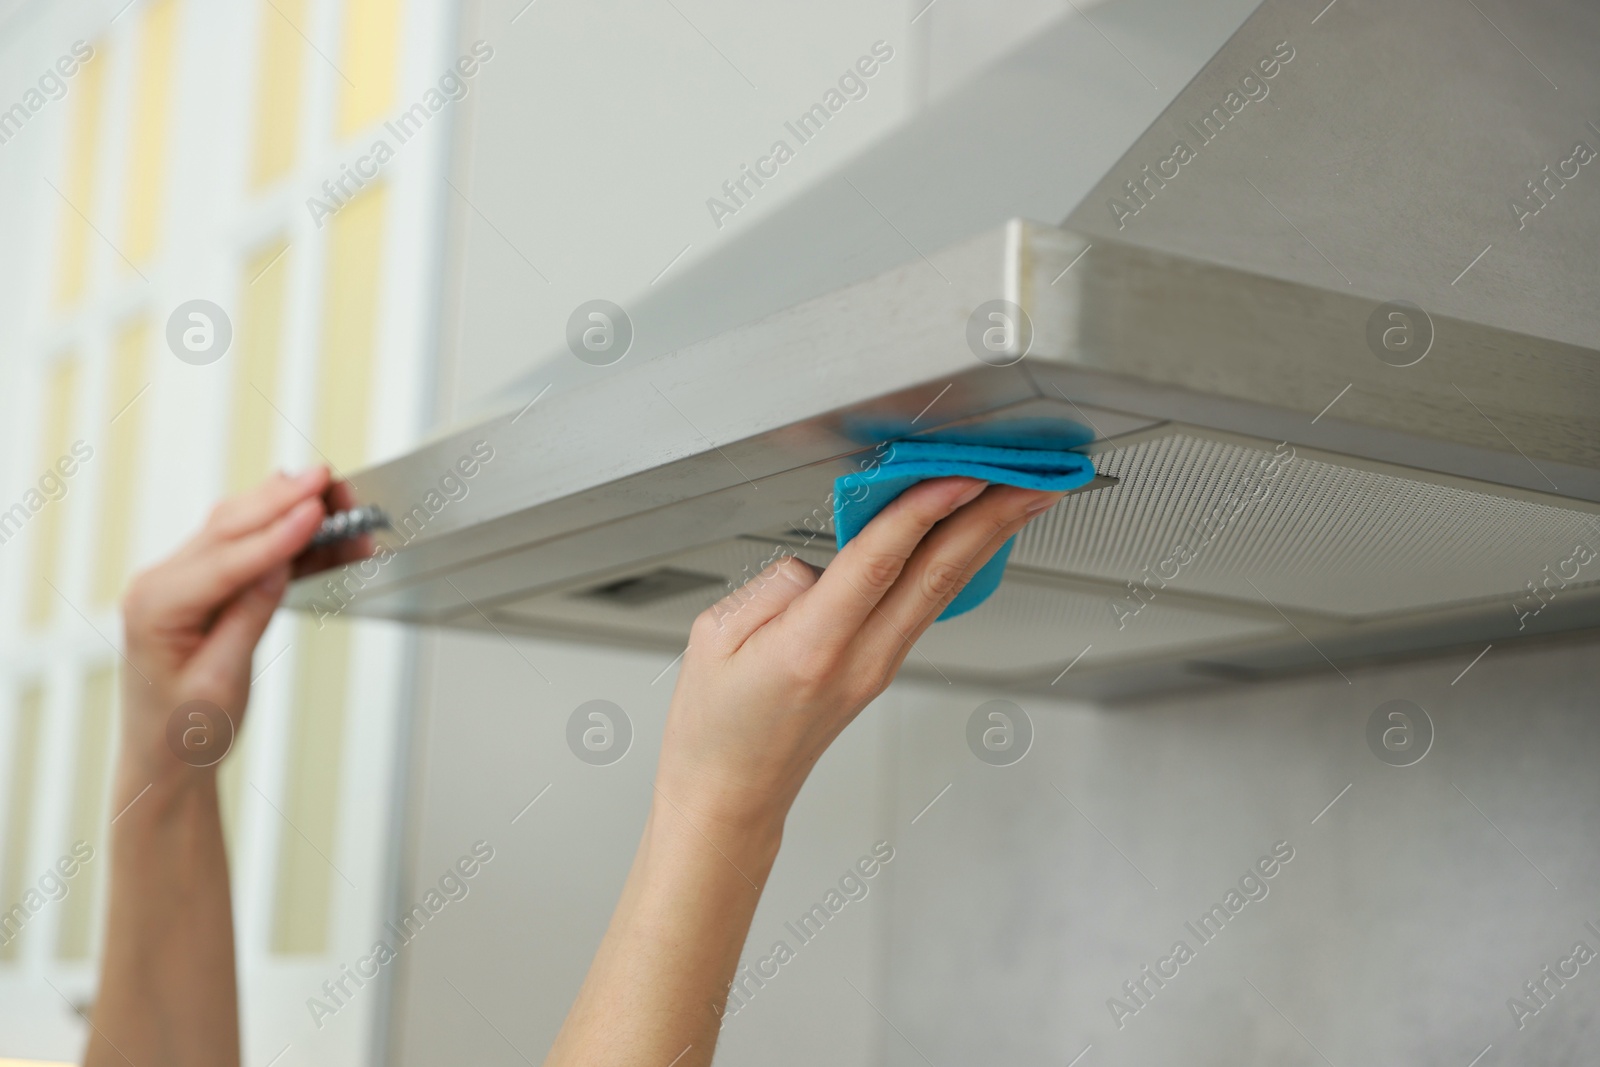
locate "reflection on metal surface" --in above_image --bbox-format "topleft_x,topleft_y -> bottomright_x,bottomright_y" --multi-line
287,0 -> 1600,698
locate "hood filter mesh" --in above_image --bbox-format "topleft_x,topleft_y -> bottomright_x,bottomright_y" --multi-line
1013,433 -> 1600,619
491,429 -> 1600,682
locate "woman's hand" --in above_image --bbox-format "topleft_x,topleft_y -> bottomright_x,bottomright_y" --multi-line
655,477 -> 1064,838
88,468 -> 369,1067
117,466 -> 367,787
548,476 -> 1067,1067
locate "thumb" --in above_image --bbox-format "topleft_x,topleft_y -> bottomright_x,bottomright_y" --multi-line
190,564 -> 289,692
696,555 -> 820,655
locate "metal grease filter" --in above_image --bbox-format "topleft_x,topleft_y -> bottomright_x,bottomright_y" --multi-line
1013,433 -> 1600,618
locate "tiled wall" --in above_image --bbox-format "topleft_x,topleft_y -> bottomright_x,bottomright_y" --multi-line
0,0 -> 449,1061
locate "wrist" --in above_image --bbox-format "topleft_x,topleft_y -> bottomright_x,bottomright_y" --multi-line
652,763 -> 792,841
109,750 -> 220,834
647,780 -> 788,880
116,680 -> 238,805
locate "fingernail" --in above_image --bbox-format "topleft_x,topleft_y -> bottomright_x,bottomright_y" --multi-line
295,466 -> 324,485
950,480 -> 988,509
1026,493 -> 1063,514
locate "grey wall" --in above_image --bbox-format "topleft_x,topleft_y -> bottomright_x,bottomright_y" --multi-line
390,625 -> 1600,1066
388,629 -> 902,1067
437,0 -> 919,421
882,634 -> 1600,1066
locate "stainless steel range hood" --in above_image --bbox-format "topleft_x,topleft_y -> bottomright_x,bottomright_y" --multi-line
288,0 -> 1600,699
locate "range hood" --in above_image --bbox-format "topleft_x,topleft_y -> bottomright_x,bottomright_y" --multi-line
288,0 -> 1600,699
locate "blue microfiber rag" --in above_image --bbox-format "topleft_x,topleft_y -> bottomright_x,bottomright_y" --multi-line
833,438 -> 1096,620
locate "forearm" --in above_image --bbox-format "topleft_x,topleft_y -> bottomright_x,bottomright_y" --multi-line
544,796 -> 785,1067
86,762 -> 239,1067
82,468 -> 351,1066
545,480 -> 1059,1065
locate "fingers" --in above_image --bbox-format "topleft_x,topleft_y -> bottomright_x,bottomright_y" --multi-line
693,555 -> 821,656
864,485 -> 1062,646
199,467 -> 329,542
203,498 -> 327,600
292,481 -> 376,577
785,477 -> 987,652
184,564 -> 290,702
879,502 -> 1049,680
129,496 -> 326,633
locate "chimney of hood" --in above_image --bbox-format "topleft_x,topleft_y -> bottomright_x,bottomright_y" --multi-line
483,0 -> 1262,414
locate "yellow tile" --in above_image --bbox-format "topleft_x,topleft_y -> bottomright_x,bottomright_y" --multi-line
122,0 -> 180,268
56,667 -> 116,960
270,617 -> 350,954
217,238 -> 295,856
25,357 -> 81,629
92,318 -> 150,607
216,724 -> 250,859
315,182 -> 385,472
270,178 -> 387,957
228,239 -> 291,493
337,0 -> 401,138
53,43 -> 108,307
0,684 -> 45,959
250,0 -> 306,186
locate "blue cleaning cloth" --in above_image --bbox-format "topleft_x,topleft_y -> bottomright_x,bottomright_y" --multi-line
833,438 -> 1096,620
